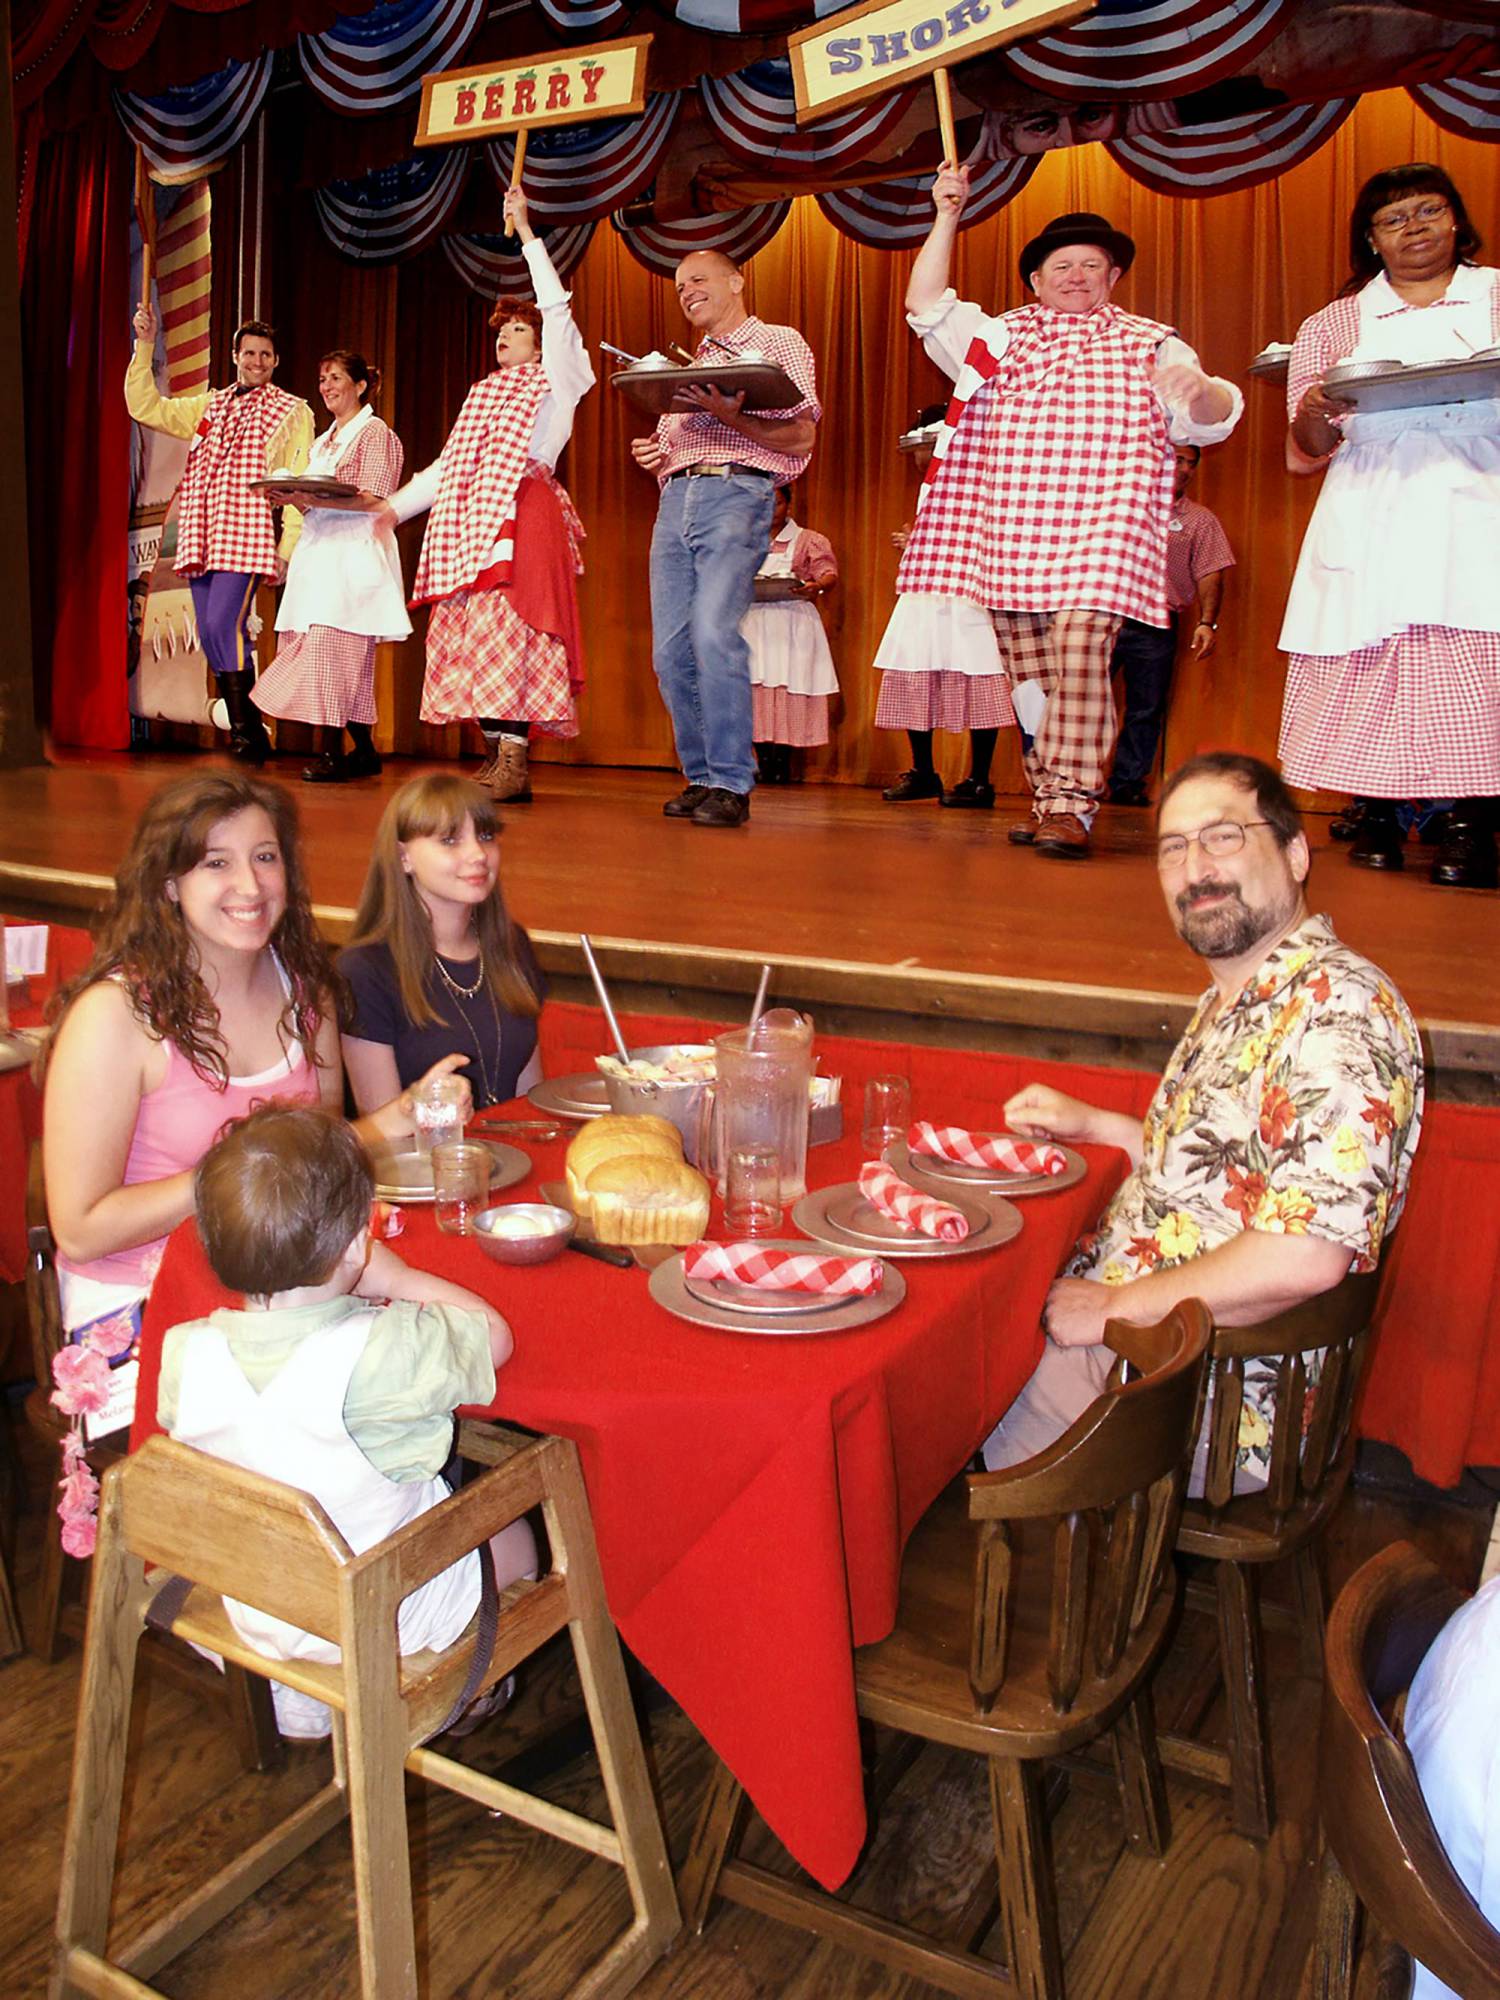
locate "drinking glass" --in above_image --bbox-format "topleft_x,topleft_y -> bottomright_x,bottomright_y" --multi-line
862,1074 -> 912,1160
724,1145 -> 782,1238
411,1073 -> 468,1156
432,1141 -> 492,1235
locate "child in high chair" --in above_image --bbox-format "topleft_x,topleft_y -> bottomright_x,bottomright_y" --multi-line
158,1101 -> 534,1740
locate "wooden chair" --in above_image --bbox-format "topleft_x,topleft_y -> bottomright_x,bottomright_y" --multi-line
23,1142 -> 282,1767
1310,1540 -> 1500,2000
678,1300 -> 1213,2000
1161,1265 -> 1383,1842
51,1422 -> 680,2000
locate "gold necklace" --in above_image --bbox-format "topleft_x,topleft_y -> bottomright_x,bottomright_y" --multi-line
434,949 -> 501,1106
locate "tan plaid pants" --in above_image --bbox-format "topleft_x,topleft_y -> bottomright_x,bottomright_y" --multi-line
994,610 -> 1123,818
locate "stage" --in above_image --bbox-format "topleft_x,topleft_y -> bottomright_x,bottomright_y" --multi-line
1,750 -> 1495,1097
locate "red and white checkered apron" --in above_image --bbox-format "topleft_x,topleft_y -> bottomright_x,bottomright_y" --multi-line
898,304 -> 1175,625
254,627 -> 376,729
410,366 -> 549,605
873,670 -> 1014,733
173,384 -> 307,580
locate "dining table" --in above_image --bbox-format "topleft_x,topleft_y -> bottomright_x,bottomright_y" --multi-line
0,921 -> 92,1289
129,1074 -> 1122,1893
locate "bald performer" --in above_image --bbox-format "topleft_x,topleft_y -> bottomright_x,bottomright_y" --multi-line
630,251 -> 821,828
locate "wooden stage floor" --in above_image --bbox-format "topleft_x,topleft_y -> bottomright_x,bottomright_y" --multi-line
1,751 -> 1495,1091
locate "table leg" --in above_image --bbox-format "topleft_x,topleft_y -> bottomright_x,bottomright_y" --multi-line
678,1753 -> 748,1935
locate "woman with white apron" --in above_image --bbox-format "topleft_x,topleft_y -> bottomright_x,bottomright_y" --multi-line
1279,163 -> 1500,890
742,484 -> 839,784
254,348 -> 410,783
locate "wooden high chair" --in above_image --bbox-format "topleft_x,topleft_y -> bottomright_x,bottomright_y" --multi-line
50,1422 -> 680,2000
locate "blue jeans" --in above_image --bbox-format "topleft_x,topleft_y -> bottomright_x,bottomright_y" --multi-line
649,472 -> 774,796
1108,614 -> 1178,790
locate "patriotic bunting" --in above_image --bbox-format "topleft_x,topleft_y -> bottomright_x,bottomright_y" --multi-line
671,0 -> 847,32
486,95 -> 681,226
315,149 -> 471,261
536,0 -> 635,33
1108,97 -> 1357,195
611,201 -> 791,277
442,223 -> 598,299
699,58 -> 919,177
1005,0 -> 1296,102
1410,70 -> 1500,140
115,55 -> 273,182
299,0 -> 486,116
816,155 -> 1038,249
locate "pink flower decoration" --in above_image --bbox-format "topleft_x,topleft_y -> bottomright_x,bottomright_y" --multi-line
83,1309 -> 138,1361
59,1513 -> 98,1559
50,1344 -> 113,1419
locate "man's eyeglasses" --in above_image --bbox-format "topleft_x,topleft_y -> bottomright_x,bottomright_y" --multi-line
1371,200 -> 1451,235
1156,821 -> 1271,871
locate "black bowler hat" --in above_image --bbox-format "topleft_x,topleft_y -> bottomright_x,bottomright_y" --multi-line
1018,211 -> 1135,286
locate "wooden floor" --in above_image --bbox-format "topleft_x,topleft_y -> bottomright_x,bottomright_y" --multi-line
0,751 -> 1495,1085
0,1415 -> 1490,2000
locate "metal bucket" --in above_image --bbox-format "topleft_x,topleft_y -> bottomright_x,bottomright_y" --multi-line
601,1044 -> 715,1166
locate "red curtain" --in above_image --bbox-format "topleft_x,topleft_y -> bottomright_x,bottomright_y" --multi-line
24,118 -> 132,749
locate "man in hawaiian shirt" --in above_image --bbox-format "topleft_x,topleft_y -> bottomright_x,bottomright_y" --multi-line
983,750 -> 1423,1489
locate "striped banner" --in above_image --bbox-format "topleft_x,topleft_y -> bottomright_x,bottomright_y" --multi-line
1108,96 -> 1356,194
1005,0 -> 1295,101
315,149 -> 471,261
816,155 -> 1038,249
300,0 -> 486,115
487,94 -> 680,226
700,58 -> 918,177
442,222 -> 598,299
153,180 -> 213,393
611,201 -> 791,277
671,0 -> 848,31
536,0 -> 635,32
1411,70 -> 1500,140
115,55 -> 272,182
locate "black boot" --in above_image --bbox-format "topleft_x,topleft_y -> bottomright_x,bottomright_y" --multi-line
303,726 -> 350,783
1430,800 -> 1498,890
1330,797 -> 1370,842
218,671 -> 271,765
1349,800 -> 1405,871
345,721 -> 383,778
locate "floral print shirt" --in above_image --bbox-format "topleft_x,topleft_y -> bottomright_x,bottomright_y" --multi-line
1068,913 -> 1423,1483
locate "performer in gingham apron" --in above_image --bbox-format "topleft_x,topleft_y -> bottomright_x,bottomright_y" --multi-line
743,483 -> 839,784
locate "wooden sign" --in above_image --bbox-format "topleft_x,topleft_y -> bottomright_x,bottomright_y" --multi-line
416,33 -> 652,147
788,0 -> 1094,120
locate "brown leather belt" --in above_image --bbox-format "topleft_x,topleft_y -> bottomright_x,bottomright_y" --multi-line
667,461 -> 774,481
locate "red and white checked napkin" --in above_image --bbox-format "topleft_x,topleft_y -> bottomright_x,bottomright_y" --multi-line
683,1241 -> 884,1296
908,1122 -> 1068,1177
857,1162 -> 969,1242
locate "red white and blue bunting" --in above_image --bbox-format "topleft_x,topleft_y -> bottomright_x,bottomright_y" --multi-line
487,94 -> 681,227
116,55 -> 273,182
442,222 -> 598,299
536,0 -> 635,35
1005,0 -> 1295,102
699,58 -> 918,178
670,0 -> 846,32
1108,97 -> 1357,194
315,148 -> 471,261
299,0 -> 486,116
611,201 -> 791,277
816,154 -> 1037,249
1410,71 -> 1500,141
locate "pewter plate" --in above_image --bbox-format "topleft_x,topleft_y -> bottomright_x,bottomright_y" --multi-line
529,1072 -> 610,1120
248,474 -> 360,505
369,1138 -> 529,1204
610,361 -> 804,415
792,1184 -> 1021,1260
651,1244 -> 905,1335
681,1264 -> 834,1317
753,575 -> 808,603
886,1138 -> 1086,1198
1321,352 -> 1500,412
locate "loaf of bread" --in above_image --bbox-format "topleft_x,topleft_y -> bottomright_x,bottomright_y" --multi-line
586,1155 -> 711,1246
564,1113 -> 684,1218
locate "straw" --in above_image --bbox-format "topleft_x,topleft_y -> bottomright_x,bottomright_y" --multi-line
748,964 -> 772,1040
579,934 -> 631,1064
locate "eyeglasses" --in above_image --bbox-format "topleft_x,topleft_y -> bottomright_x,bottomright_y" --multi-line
1370,199 -> 1452,235
1156,821 -> 1271,871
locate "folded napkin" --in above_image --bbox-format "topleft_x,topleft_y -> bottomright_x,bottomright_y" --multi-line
857,1162 -> 969,1242
908,1122 -> 1068,1177
684,1241 -> 884,1296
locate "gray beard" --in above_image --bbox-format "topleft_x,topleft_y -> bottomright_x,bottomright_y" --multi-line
1175,881 -> 1294,962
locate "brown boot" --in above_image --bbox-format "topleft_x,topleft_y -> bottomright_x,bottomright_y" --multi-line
1035,811 -> 1090,858
490,735 -> 532,803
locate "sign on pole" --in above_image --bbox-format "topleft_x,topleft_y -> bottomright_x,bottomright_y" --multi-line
416,34 -> 652,148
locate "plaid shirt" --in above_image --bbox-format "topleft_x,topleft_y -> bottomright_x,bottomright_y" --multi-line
654,315 -> 820,482
1165,498 -> 1234,613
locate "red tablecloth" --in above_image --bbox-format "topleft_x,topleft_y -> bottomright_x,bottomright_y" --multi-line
0,923 -> 93,1287
132,1110 -> 1119,1891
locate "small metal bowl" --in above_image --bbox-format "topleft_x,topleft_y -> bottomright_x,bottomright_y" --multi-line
472,1202 -> 575,1266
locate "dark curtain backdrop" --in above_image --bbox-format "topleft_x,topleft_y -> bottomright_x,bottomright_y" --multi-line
24,88 -> 1500,790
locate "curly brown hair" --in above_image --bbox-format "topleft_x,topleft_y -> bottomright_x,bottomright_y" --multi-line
47,772 -> 347,1088
488,295 -> 543,341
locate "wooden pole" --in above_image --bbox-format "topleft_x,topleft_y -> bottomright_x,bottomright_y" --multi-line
503,129 -> 528,237
134,146 -> 156,313
931,69 -> 958,169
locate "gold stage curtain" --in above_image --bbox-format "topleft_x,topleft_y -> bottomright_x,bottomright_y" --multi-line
267,88 -> 1500,800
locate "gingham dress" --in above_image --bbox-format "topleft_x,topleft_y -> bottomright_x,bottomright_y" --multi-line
897,303 -> 1177,625
1278,268 -> 1500,795
174,384 -> 310,579
744,523 -> 838,746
